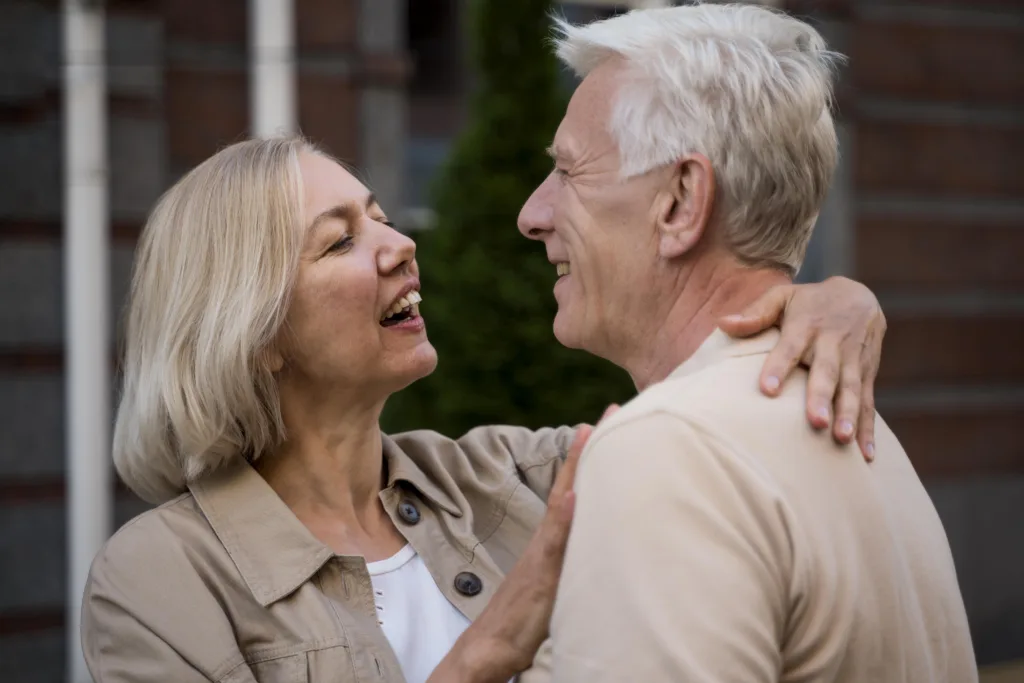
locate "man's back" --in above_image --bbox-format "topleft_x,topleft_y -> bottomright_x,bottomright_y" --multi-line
551,330 -> 976,682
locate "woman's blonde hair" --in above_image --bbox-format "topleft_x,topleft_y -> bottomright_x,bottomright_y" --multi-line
114,136 -> 318,503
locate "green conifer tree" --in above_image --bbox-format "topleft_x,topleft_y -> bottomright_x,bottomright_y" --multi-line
383,0 -> 633,436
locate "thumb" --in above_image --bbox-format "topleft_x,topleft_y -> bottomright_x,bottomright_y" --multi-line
549,424 -> 593,503
598,404 -> 620,424
718,285 -> 793,338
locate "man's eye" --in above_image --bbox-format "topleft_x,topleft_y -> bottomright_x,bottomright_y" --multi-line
554,167 -> 568,177
326,235 -> 354,253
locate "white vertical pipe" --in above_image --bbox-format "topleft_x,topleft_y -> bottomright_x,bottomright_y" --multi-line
250,0 -> 297,137
63,1 -> 111,682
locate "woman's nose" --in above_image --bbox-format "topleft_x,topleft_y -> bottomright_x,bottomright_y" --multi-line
378,228 -> 416,275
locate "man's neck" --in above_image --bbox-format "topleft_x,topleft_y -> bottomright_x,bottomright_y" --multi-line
624,260 -> 791,391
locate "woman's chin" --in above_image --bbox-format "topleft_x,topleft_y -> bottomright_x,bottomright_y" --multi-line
386,343 -> 438,392
411,344 -> 439,379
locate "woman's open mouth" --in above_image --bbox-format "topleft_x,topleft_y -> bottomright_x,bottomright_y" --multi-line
380,291 -> 422,327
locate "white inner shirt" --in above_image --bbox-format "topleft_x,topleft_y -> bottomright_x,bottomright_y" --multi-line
366,544 -> 472,683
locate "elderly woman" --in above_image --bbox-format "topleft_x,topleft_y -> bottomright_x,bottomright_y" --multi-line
81,136 -> 885,683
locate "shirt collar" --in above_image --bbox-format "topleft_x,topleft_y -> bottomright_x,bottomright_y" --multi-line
190,432 -> 460,607
666,327 -> 781,382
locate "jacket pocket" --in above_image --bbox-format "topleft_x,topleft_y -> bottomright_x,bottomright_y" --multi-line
306,643 -> 400,682
249,652 -> 308,683
245,640 -> 353,683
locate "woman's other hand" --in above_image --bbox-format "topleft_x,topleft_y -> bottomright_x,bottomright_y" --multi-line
431,407 -> 617,683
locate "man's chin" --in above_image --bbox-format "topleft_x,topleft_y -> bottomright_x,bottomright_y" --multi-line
553,314 -> 585,350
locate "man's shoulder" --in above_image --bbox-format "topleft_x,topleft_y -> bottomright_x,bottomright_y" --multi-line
585,351 -> 837,486
574,387 -> 795,550
615,350 -> 807,437
583,379 -> 781,487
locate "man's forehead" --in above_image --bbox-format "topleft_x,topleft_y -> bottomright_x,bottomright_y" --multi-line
575,58 -> 625,100
553,62 -> 623,162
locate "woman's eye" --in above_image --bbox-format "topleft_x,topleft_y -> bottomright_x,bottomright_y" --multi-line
326,235 -> 354,253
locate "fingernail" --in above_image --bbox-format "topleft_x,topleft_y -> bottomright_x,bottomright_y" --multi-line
838,420 -> 853,438
764,376 -> 780,392
721,314 -> 744,324
865,443 -> 875,461
816,406 -> 830,424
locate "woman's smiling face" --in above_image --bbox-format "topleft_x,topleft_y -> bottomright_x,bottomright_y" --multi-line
274,152 -> 437,398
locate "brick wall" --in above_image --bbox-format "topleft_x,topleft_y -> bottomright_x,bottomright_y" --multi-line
0,0 -> 409,679
1,2 -> 164,677
788,0 -> 1024,665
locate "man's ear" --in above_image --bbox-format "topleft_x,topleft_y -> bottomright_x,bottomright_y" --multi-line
656,153 -> 716,259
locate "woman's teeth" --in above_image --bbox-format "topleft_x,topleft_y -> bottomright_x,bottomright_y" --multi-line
380,291 -> 422,322
556,262 -> 571,277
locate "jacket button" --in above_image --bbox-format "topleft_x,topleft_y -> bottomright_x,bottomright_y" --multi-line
454,572 -> 483,597
397,499 -> 420,525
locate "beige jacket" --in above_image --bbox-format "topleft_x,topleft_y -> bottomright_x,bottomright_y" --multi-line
81,425 -> 574,682
549,329 -> 977,682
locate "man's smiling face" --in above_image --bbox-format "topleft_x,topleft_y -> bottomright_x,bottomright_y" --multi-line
517,60 -> 676,362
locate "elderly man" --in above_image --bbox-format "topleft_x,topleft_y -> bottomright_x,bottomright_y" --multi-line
517,5 -> 976,682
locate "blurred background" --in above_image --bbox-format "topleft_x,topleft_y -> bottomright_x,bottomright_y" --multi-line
1,0 -> 1022,681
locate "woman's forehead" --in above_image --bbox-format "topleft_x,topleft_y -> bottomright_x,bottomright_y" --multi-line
298,151 -> 370,211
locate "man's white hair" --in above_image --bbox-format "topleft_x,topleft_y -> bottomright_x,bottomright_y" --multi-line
553,3 -> 843,274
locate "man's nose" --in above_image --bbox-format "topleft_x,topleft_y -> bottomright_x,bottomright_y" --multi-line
517,175 -> 556,241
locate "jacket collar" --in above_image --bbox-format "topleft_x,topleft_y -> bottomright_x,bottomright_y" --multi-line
190,432 -> 460,607
381,433 -> 462,517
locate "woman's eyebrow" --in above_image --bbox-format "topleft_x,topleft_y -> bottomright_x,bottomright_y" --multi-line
307,192 -> 377,236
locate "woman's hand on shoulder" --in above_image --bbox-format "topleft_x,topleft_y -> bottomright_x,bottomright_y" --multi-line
430,407 -> 617,683
719,276 -> 885,461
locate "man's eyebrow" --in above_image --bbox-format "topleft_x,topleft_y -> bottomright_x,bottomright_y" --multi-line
547,144 -> 576,168
308,192 -> 379,235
